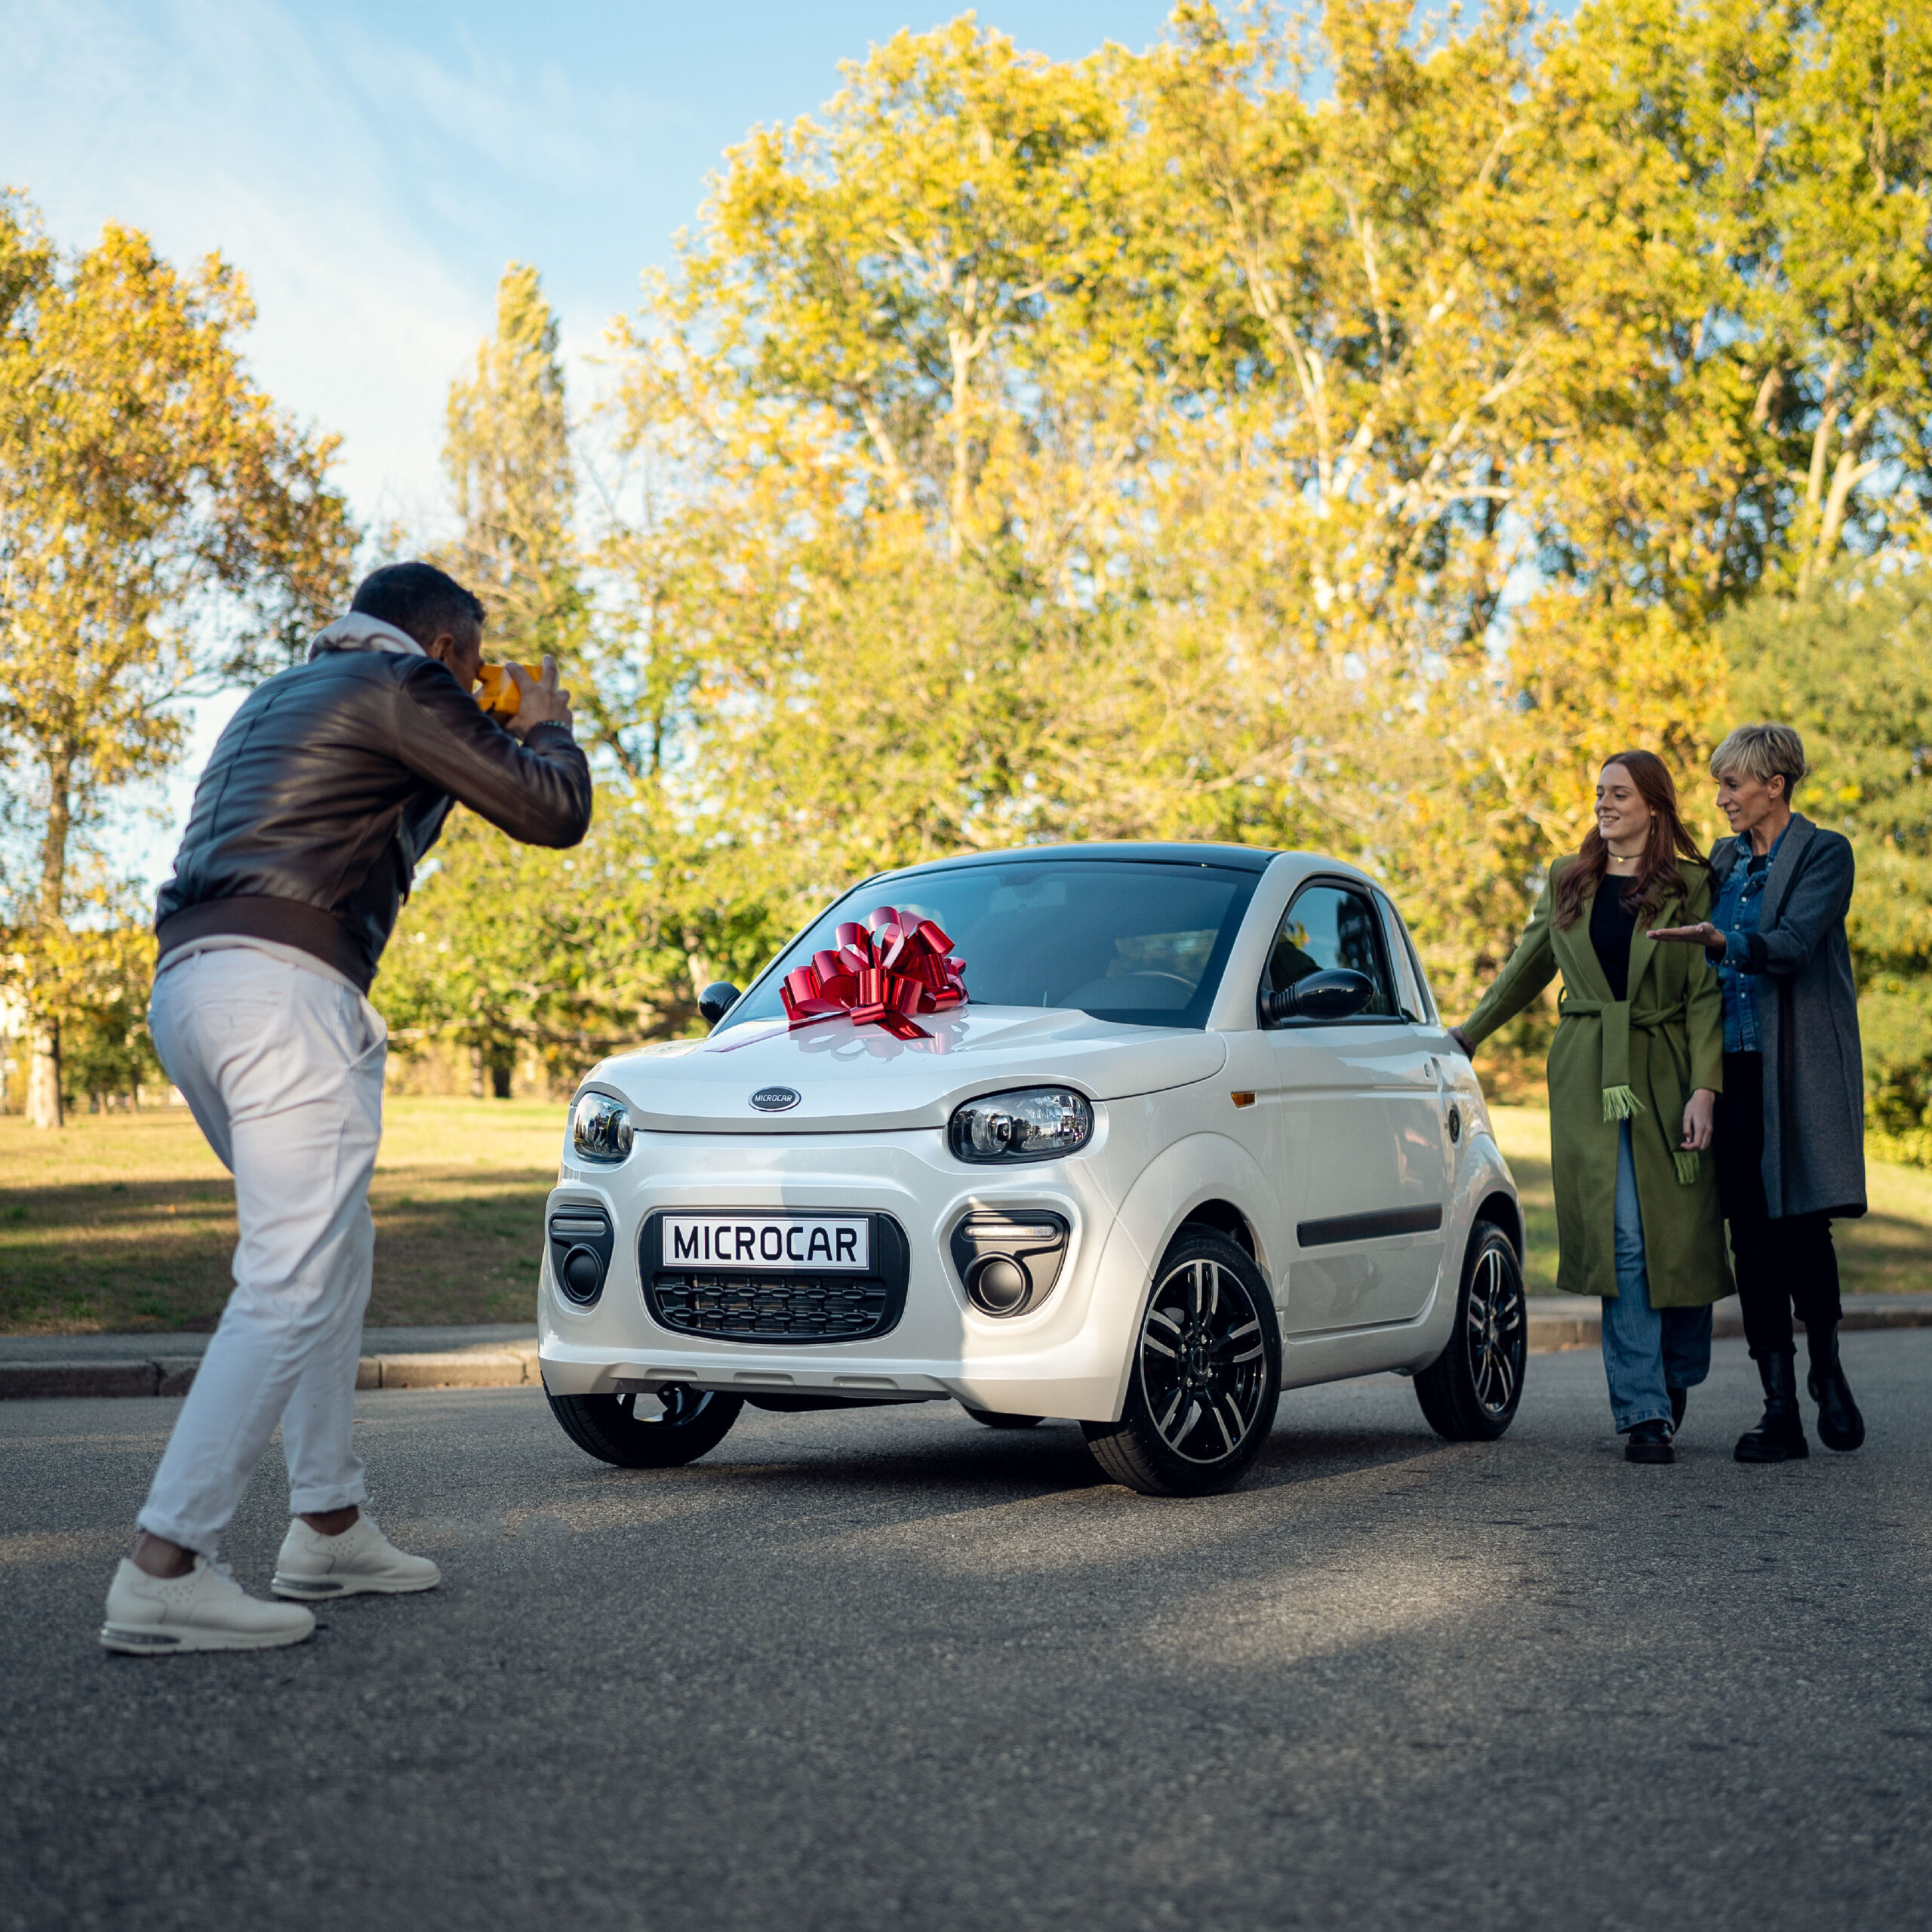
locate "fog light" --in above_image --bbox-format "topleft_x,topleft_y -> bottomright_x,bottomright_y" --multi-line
549,1204 -> 614,1307
965,1254 -> 1029,1314
951,1211 -> 1070,1318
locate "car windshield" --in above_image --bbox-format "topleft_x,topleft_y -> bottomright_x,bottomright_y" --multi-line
732,860 -> 1262,1031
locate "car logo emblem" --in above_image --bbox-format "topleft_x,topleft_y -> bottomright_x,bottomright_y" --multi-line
750,1086 -> 801,1112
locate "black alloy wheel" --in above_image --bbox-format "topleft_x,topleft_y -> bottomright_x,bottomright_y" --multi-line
1082,1229 -> 1281,1497
1414,1220 -> 1526,1441
546,1384 -> 744,1468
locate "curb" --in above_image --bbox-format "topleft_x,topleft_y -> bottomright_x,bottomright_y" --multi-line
2,1349 -> 538,1401
1524,1298 -> 1930,1352
3,1304 -> 1927,1399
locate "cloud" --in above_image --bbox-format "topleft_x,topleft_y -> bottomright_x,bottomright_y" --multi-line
4,0 -> 491,523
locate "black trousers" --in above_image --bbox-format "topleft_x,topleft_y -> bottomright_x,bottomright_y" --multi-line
1715,1051 -> 1842,1359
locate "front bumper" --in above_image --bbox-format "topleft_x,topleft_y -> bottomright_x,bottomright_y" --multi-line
536,1124 -> 1149,1421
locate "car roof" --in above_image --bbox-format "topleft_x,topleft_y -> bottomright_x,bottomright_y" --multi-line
873,841 -> 1283,880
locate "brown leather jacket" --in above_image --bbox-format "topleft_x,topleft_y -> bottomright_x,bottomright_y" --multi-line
155,644 -> 592,991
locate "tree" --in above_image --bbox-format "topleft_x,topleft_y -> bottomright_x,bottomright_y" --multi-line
379,264 -> 694,1091
0,194 -> 354,1124
441,263 -> 582,660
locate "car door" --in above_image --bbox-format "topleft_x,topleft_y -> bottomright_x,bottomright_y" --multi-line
1263,880 -> 1451,1333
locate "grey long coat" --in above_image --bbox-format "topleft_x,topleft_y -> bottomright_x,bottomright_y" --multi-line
1709,814 -> 1866,1220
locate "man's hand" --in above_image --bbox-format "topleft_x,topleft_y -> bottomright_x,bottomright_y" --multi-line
506,656 -> 574,738
1681,1087 -> 1715,1152
1648,920 -> 1724,949
1447,1024 -> 1474,1057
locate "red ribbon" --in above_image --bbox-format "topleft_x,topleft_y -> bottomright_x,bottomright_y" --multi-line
778,905 -> 967,1039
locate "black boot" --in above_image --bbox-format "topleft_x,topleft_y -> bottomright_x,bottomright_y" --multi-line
1669,1386 -> 1687,1433
1805,1322 -> 1866,1452
1625,1418 -> 1675,1464
1735,1352 -> 1809,1463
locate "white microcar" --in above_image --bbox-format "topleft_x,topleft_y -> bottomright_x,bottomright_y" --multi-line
537,843 -> 1527,1496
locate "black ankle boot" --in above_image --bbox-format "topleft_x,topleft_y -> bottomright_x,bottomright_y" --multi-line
1626,1418 -> 1675,1463
1735,1352 -> 1809,1463
1805,1322 -> 1865,1452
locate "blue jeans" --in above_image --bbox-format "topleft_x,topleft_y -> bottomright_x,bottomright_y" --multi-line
1600,1122 -> 1712,1432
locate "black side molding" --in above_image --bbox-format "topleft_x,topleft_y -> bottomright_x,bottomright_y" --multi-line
1297,1204 -> 1444,1248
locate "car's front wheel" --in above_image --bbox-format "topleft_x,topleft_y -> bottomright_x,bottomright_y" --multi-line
546,1385 -> 744,1468
1414,1221 -> 1526,1441
1082,1231 -> 1281,1497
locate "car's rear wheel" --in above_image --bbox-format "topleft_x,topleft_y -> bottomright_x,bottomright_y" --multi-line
1082,1231 -> 1280,1497
546,1385 -> 743,1468
962,1406 -> 1044,1429
1414,1221 -> 1526,1441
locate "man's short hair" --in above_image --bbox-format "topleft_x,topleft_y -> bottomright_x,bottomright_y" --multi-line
350,561 -> 486,650
1710,722 -> 1809,804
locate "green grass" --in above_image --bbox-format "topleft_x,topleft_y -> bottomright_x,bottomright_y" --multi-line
6,1094 -> 1923,1336
1490,1104 -> 1932,1297
0,1097 -> 565,1335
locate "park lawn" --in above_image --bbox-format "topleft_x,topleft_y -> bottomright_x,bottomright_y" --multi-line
1489,1103 -> 1932,1297
0,1097 -> 564,1335
5,1095 -> 1924,1336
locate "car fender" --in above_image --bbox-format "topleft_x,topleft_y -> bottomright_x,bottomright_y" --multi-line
1087,1130 -> 1281,1420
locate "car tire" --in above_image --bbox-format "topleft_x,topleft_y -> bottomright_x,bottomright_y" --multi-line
546,1386 -> 744,1468
1414,1220 -> 1526,1441
962,1406 -> 1044,1429
1081,1229 -> 1281,1497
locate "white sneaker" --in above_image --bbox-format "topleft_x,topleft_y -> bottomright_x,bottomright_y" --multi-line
100,1556 -> 316,1655
272,1514 -> 441,1599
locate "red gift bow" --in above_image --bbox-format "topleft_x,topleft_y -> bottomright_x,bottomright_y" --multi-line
778,906 -> 967,1039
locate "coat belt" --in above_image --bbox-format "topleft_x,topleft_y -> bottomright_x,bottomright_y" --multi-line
1557,994 -> 1690,1132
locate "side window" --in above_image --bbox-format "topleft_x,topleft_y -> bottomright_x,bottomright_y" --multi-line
1265,883 -> 1398,1018
1377,893 -> 1435,1023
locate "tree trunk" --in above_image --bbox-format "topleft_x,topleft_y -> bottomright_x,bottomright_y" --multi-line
26,1017 -> 62,1130
27,747 -> 72,1128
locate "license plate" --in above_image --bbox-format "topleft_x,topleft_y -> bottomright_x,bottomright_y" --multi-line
662,1214 -> 871,1272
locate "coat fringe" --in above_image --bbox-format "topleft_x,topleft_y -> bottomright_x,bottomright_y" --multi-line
1674,1150 -> 1700,1186
1601,1084 -> 1645,1121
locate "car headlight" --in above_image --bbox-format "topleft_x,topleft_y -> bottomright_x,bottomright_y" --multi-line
571,1092 -> 633,1164
948,1088 -> 1094,1164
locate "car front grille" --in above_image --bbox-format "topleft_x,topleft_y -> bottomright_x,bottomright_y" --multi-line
638,1211 -> 910,1346
648,1274 -> 894,1341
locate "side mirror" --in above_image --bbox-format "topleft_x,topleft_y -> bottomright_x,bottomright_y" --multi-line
1260,968 -> 1375,1026
697,981 -> 741,1027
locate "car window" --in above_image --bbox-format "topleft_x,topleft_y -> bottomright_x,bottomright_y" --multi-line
1265,882 -> 1398,1019
1380,896 -> 1437,1023
733,861 -> 1262,1031
1377,894 -> 1429,1022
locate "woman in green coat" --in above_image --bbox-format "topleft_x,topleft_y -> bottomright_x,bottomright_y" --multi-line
1451,751 -> 1731,1463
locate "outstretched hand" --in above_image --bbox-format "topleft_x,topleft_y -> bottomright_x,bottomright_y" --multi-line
1447,1024 -> 1474,1057
506,655 -> 574,737
1648,921 -> 1723,949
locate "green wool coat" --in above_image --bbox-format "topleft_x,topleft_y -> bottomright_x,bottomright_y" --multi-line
1463,860 -> 1732,1307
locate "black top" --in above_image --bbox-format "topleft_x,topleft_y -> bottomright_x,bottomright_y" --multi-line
1589,881 -> 1638,1002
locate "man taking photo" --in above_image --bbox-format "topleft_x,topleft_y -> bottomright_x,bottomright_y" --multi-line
100,560 -> 592,1654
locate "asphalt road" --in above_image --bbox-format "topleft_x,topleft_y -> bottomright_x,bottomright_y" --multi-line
3,1334 -> 1928,1932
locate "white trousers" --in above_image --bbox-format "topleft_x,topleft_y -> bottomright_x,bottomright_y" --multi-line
140,947 -> 386,1555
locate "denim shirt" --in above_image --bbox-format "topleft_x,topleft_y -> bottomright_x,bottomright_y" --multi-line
1709,823 -> 1789,1053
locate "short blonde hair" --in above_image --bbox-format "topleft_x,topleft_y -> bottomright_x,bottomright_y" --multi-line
1711,722 -> 1808,803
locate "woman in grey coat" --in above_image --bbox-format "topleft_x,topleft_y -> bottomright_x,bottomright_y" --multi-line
1650,723 -> 1866,1462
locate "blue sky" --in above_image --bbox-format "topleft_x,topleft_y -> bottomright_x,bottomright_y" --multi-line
3,0 -> 1177,883
5,0 -> 1179,525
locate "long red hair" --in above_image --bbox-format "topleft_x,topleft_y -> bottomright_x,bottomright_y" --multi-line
1553,749 -> 1707,931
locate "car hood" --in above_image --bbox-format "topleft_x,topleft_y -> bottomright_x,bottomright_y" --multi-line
587,1007 -> 1230,1134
